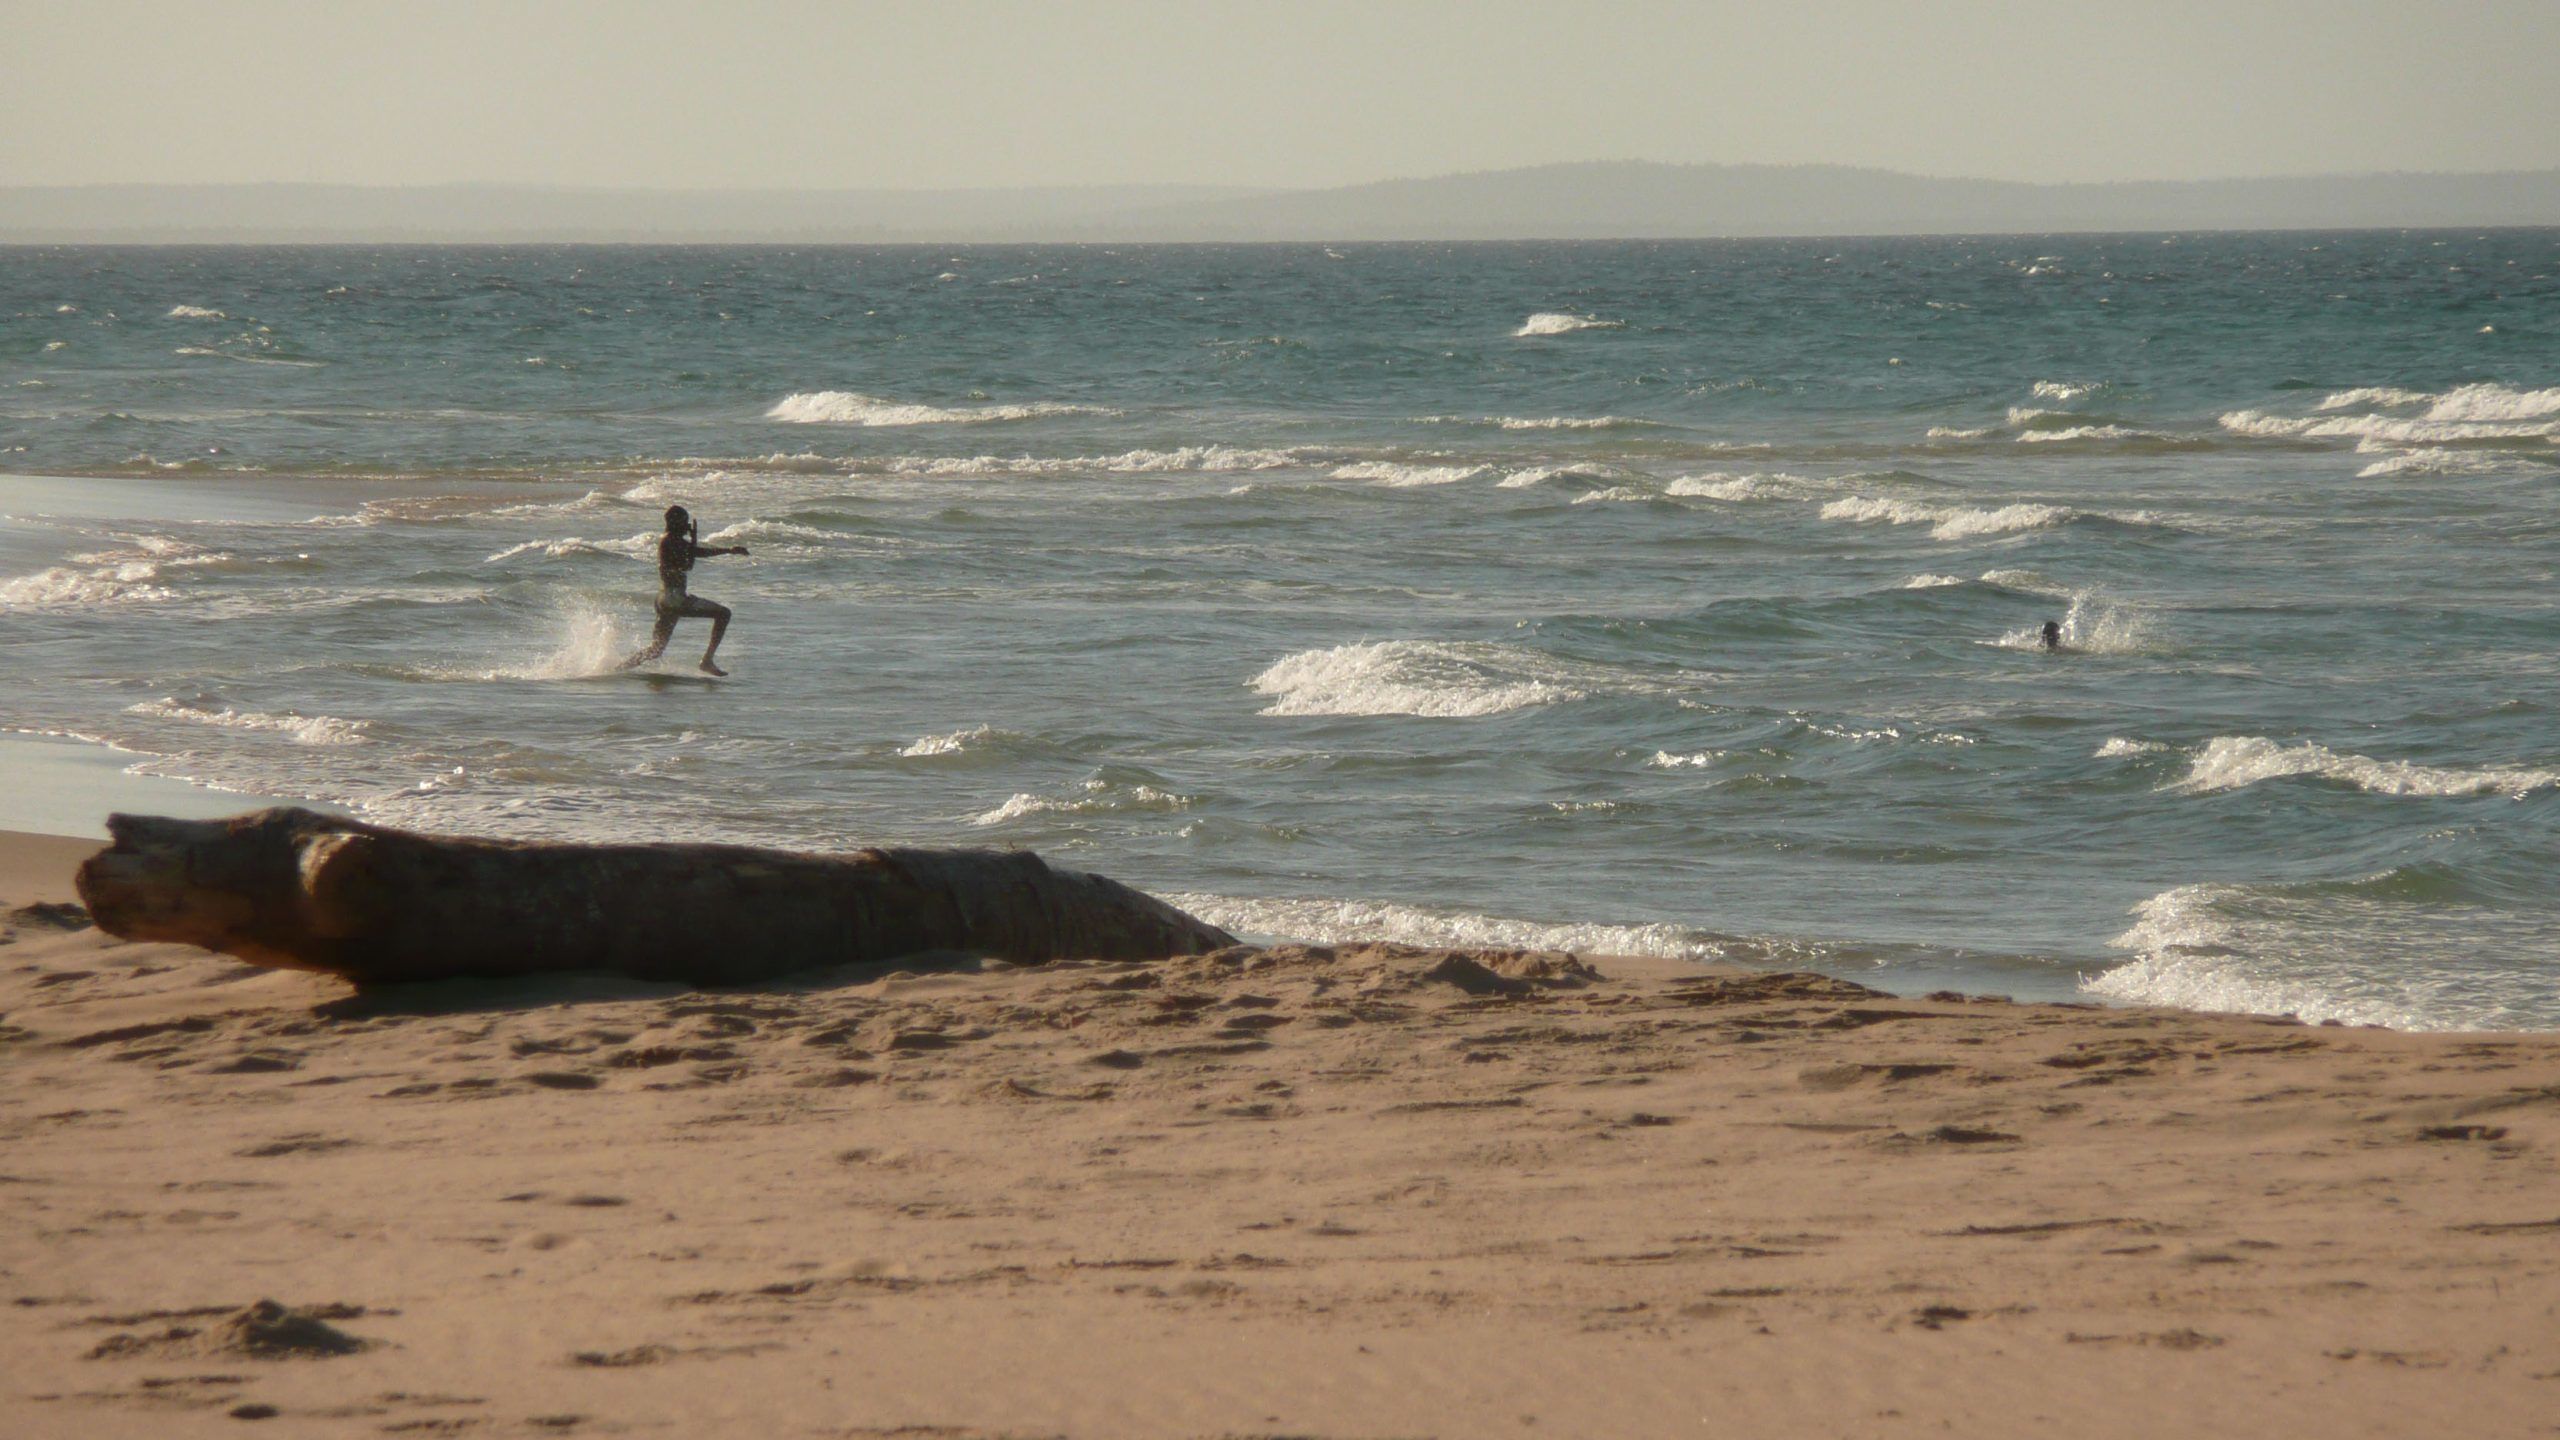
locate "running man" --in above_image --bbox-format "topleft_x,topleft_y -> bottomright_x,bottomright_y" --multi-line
622,505 -> 747,675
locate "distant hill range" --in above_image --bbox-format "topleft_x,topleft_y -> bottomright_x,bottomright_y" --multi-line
7,162 -> 2558,242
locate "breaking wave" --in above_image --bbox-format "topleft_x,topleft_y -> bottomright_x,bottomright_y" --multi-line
2171,736 -> 2560,799
972,773 -> 1196,826
1513,312 -> 1623,337
485,532 -> 655,564
0,535 -> 229,611
127,697 -> 367,746
1330,460 -> 1491,487
884,445 -> 1305,476
1160,891 -> 1736,962
2221,384 -> 2560,451
1665,471 -> 1822,501
1249,640 -> 1589,717
1491,414 -> 1651,430
765,390 -> 1116,425
1820,494 -> 2073,540
900,724 -> 1016,758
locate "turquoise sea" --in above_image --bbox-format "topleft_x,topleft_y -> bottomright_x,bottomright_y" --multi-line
3,235 -> 2556,1027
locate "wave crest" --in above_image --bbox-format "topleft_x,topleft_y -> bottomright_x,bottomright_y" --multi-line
127,697 -> 368,747
1329,460 -> 1490,487
2173,736 -> 2560,799
765,391 -> 1115,426
1820,494 -> 2071,540
1160,891 -> 1736,962
1513,312 -> 1623,338
1250,640 -> 1587,717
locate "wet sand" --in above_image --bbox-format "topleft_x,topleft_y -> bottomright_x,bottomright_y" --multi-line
3,828 -> 2556,1438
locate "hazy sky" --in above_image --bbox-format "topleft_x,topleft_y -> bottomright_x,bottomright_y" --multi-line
11,0 -> 2559,190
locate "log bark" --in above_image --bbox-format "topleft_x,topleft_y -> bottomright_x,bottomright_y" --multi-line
75,808 -> 1236,986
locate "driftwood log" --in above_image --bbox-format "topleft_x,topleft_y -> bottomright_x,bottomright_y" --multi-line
75,808 -> 1236,986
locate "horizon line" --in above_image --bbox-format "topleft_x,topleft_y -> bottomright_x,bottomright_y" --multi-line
14,159 -> 2560,195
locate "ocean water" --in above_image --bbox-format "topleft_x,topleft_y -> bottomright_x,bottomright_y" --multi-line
3,235 -> 2557,1029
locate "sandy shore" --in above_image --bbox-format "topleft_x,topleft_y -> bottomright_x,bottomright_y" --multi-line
3,828 -> 2556,1438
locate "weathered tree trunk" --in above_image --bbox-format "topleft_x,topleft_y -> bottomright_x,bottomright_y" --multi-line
76,808 -> 1236,986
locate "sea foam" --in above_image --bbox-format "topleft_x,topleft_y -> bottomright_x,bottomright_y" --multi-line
1159,891 -> 1735,962
2085,885 -> 2421,1028
127,697 -> 369,747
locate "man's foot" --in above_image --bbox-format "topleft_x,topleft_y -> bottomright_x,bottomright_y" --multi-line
698,659 -> 728,677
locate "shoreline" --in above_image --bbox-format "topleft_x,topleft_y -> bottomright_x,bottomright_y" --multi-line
4,828 -> 2558,1436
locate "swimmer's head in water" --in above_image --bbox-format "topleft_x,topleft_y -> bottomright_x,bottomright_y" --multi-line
663,505 -> 691,534
2041,620 -> 2063,649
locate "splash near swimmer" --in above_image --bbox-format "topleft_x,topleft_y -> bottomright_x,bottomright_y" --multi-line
619,505 -> 747,676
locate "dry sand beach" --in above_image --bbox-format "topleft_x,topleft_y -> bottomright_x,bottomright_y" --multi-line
3,829 -> 2557,1438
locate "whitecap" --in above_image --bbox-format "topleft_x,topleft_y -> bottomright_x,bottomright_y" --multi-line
1820,494 -> 2072,541
126,697 -> 368,747
1976,568 -> 2073,596
900,724 -> 1012,758
2171,736 -> 2560,799
2095,737 -> 2169,758
765,390 -> 1116,425
1664,471 -> 1817,501
0,564 -> 178,610
1902,573 -> 1967,589
1647,750 -> 1722,769
1491,414 -> 1647,430
165,304 -> 227,319
703,518 -> 835,546
1329,460 -> 1490,487
2423,382 -> 2560,422
2220,384 -> 2560,446
876,445 -> 1304,477
1249,640 -> 1587,717
2316,386 -> 2431,411
2355,449 -> 2534,478
1513,312 -> 1623,338
1569,485 -> 1661,505
485,532 -> 655,564
971,777 -> 1195,826
1159,891 -> 1734,963
2015,424 -> 2180,444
